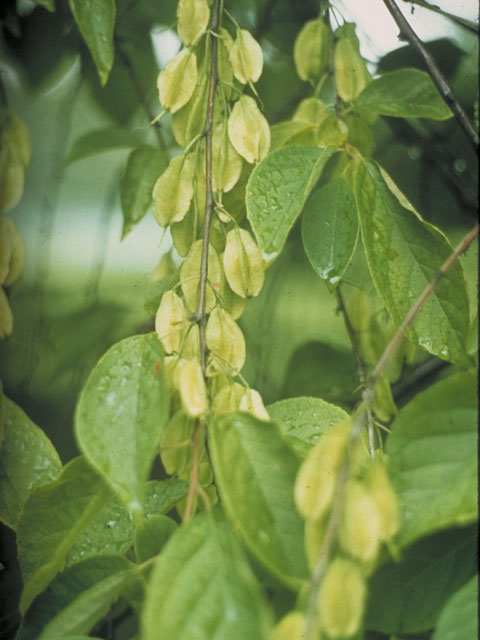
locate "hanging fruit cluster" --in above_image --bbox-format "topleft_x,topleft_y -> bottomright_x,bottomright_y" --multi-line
151,0 -> 269,495
0,107 -> 30,338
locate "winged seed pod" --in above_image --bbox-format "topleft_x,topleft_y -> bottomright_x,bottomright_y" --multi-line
0,287 -> 13,338
339,480 -> 383,564
239,388 -> 269,421
0,110 -> 32,168
223,228 -> 264,298
271,611 -> 306,640
293,97 -> 329,125
227,95 -> 270,164
159,410 -> 195,477
212,382 -> 245,413
229,29 -> 263,85
212,121 -> 243,193
333,23 -> 371,102
155,290 -> 189,354
152,153 -> 196,227
293,19 -> 330,84
157,49 -> 198,113
304,518 -> 326,571
176,0 -> 210,46
2,217 -> 25,288
318,557 -> 366,638
0,216 -> 13,285
180,240 -> 222,313
365,454 -> 400,541
206,306 -> 246,375
172,74 -> 209,148
178,359 -> 208,417
219,274 -> 245,320
0,143 -> 25,212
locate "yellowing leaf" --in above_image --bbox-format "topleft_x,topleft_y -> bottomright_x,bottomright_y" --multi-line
223,228 -> 264,298
152,153 -> 195,227
176,0 -> 210,46
157,49 -> 198,113
228,96 -> 270,164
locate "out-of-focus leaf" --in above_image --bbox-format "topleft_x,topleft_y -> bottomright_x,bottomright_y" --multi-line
433,575 -> 478,640
66,127 -> 144,165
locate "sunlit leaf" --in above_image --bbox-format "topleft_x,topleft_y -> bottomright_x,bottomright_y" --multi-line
68,0 -> 116,86
246,145 -> 335,259
433,575 -> 478,640
0,396 -> 61,530
386,372 -> 477,547
75,333 -> 170,512
141,510 -> 272,639
356,68 -> 453,120
209,412 -> 309,587
354,159 -> 470,366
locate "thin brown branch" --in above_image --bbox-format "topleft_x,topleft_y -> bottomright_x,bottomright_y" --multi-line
401,0 -> 479,34
382,0 -> 479,150
183,421 -> 201,522
370,223 -> 478,388
196,0 -> 221,374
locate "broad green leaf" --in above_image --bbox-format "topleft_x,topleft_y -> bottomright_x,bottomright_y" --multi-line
143,278 -> 172,315
18,555 -> 136,640
141,510 -> 272,640
68,0 -> 116,86
267,397 -> 348,458
356,68 -> 453,120
75,333 -> 170,512
246,145 -> 335,259
301,176 -> 358,289
134,514 -> 177,563
66,127 -> 144,164
17,457 -> 110,613
365,525 -> 477,634
0,396 -> 61,530
386,373 -> 477,547
121,147 -> 167,238
209,412 -> 309,587
354,159 -> 469,366
144,477 -> 189,515
433,575 -> 478,640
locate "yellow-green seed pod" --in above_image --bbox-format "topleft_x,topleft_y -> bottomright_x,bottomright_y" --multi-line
157,48 -> 198,113
180,240 -> 223,314
153,153 -> 196,227
345,114 -> 374,156
293,19 -> 330,84
1,110 -> 32,168
176,0 -> 210,46
159,409 -> 195,477
316,114 -> 348,147
172,74 -> 209,148
212,120 -> 243,193
293,97 -> 330,125
219,274 -> 246,320
212,382 -> 245,413
366,454 -> 400,541
229,28 -> 263,85
171,207 -> 198,258
270,611 -> 306,640
0,143 -> 25,212
333,23 -> 371,102
152,250 -> 177,281
0,216 -> 13,285
0,287 -> 13,338
155,290 -> 189,355
318,557 -> 366,638
373,374 -> 398,422
227,95 -> 270,164
223,228 -> 264,298
339,480 -> 383,564
181,323 -> 201,361
217,32 -> 235,99
177,358 -> 208,417
206,306 -> 246,375
304,517 -> 327,571
239,388 -> 269,421
294,419 -> 352,521
2,218 -> 24,288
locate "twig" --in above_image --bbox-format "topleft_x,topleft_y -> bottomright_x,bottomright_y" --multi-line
195,0 -> 221,374
183,421 -> 201,522
401,0 -> 479,34
382,0 -> 479,150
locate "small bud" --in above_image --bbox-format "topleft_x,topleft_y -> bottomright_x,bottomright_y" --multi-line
228,95 -> 270,164
294,19 -> 330,84
157,49 -> 198,113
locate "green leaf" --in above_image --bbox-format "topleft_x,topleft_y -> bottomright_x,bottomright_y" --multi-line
18,555 -> 136,640
209,412 -> 309,588
267,397 -> 348,457
66,127 -> 144,164
141,510 -> 272,640
134,514 -> 177,563
354,159 -> 470,366
17,457 -> 110,613
121,147 -> 167,239
356,68 -> 453,120
144,477 -> 189,515
68,0 -> 116,86
365,525 -> 477,634
433,575 -> 478,640
0,396 -> 61,530
75,333 -> 170,512
386,372 -> 477,548
143,278 -> 171,315
301,176 -> 358,289
246,145 -> 335,259
30,0 -> 55,11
